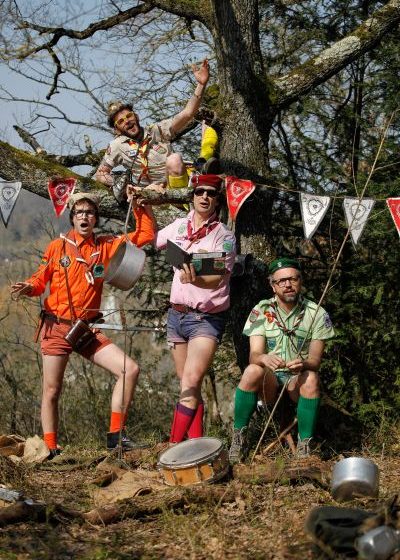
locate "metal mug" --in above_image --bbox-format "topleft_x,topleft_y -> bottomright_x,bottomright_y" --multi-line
331,457 -> 379,501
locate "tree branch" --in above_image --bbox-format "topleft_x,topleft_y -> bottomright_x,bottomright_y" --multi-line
13,3 -> 155,59
274,0 -> 400,109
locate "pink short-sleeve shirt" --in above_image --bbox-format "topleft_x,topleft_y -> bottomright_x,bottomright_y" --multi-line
155,211 -> 236,313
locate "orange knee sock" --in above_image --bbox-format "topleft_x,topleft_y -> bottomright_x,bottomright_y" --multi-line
109,411 -> 128,433
43,432 -> 57,450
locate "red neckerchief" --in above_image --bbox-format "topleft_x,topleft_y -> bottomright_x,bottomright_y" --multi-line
268,297 -> 305,336
60,230 -> 100,285
186,213 -> 219,243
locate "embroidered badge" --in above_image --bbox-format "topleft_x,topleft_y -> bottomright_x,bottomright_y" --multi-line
323,312 -> 333,328
222,240 -> 234,252
178,224 -> 186,235
213,258 -> 225,270
59,256 -> 71,268
153,145 -> 167,154
40,258 -> 48,265
249,308 -> 260,323
128,149 -> 137,157
267,338 -> 276,350
93,264 -> 105,278
264,311 -> 274,323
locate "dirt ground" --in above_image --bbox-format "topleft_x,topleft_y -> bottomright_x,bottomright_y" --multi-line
0,446 -> 399,560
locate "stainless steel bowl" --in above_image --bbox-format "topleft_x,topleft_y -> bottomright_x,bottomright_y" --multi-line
331,457 -> 379,501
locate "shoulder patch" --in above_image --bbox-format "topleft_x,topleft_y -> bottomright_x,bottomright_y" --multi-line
264,311 -> 274,323
222,239 -> 234,252
248,308 -> 260,323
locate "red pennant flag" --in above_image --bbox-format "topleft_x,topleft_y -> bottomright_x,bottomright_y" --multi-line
225,176 -> 256,220
47,178 -> 76,217
386,197 -> 400,237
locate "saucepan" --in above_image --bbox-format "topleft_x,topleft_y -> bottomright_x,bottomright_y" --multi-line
104,197 -> 146,291
331,457 -> 379,501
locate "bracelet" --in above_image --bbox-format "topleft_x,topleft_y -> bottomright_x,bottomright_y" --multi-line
193,92 -> 202,100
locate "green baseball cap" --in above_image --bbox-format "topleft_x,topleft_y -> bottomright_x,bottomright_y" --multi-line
268,257 -> 301,275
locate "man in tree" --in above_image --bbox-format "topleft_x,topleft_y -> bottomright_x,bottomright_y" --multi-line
95,59 -> 219,200
229,258 -> 335,463
153,174 -> 236,443
10,192 -> 155,457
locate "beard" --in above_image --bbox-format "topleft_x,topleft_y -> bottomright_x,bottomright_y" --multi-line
280,292 -> 299,304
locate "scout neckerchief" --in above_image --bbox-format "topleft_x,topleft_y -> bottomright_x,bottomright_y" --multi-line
127,136 -> 151,185
269,296 -> 305,336
186,212 -> 220,244
60,230 -> 100,285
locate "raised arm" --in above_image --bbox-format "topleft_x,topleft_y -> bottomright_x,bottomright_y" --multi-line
171,59 -> 210,136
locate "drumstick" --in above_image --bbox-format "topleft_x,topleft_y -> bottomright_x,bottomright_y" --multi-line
261,418 -> 297,455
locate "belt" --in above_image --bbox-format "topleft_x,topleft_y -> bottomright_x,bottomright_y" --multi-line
44,312 -> 72,325
171,303 -> 199,314
44,312 -> 103,325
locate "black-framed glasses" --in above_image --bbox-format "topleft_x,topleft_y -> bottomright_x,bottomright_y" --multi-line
272,276 -> 301,288
73,210 -> 96,218
193,188 -> 218,198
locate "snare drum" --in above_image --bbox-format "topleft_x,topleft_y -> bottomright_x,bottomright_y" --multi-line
157,437 -> 229,486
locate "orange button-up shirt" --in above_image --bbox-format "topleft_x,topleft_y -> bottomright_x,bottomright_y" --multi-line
26,207 -> 154,320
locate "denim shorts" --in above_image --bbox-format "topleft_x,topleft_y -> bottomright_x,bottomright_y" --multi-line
167,307 -> 227,344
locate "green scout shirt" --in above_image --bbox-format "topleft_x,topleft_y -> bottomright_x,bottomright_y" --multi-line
243,297 -> 335,369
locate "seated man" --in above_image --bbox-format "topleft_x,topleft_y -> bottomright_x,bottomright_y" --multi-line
95,59 -> 219,200
229,257 -> 335,463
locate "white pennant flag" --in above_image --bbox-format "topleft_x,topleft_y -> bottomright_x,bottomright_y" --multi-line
0,181 -> 22,227
300,193 -> 331,239
343,197 -> 375,246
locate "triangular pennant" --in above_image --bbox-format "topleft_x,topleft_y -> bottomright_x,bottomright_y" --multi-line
300,193 -> 331,239
0,181 -> 22,227
225,176 -> 256,220
343,197 -> 375,246
47,177 -> 76,217
386,197 -> 400,238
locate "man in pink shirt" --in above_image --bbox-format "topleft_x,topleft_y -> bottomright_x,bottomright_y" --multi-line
154,175 -> 236,442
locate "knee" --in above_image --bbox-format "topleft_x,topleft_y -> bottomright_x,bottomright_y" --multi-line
299,370 -> 320,396
43,384 -> 62,403
166,153 -> 185,175
182,370 -> 203,389
239,364 -> 264,391
124,360 -> 140,382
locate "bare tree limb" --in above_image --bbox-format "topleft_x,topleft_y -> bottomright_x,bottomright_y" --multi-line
274,0 -> 400,109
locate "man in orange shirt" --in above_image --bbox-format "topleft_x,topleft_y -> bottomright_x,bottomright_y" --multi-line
11,192 -> 155,457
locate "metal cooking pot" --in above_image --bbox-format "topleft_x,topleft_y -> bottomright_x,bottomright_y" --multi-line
104,198 -> 146,291
331,457 -> 379,501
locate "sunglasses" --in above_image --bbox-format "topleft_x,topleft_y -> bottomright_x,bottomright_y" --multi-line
193,188 -> 218,198
115,111 -> 136,126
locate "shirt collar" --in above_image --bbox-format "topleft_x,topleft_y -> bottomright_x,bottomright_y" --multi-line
187,210 -> 218,233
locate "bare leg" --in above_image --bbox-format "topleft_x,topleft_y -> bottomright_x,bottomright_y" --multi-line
179,337 -> 218,409
90,343 -> 139,414
170,342 -> 188,383
41,354 -> 69,434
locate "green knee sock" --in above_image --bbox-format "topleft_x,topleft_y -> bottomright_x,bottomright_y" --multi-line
234,388 -> 258,430
297,396 -> 320,440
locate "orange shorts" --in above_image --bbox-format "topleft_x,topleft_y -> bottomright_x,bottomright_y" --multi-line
40,318 -> 112,358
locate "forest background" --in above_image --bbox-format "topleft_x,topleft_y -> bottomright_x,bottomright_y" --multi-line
0,0 -> 399,453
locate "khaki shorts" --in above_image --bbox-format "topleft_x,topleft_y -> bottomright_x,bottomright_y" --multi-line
40,318 -> 112,358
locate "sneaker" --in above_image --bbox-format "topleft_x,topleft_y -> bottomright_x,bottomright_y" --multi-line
296,437 -> 313,458
47,448 -> 62,460
194,157 -> 221,175
228,427 -> 248,465
106,430 -> 150,451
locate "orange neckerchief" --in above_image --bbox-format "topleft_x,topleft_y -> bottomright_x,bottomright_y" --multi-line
128,136 -> 151,185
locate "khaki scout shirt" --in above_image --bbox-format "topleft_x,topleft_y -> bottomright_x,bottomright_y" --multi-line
102,118 -> 175,186
243,297 -> 335,370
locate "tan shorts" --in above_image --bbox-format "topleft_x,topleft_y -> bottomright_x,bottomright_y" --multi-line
40,318 -> 112,358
